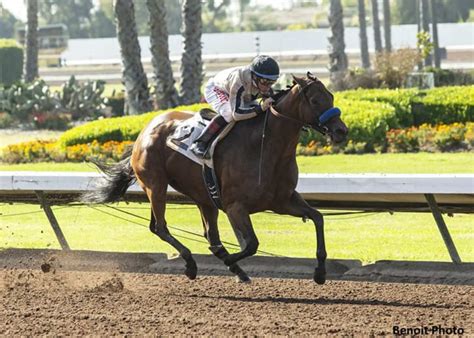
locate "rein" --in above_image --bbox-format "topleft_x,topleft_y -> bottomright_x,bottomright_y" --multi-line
269,80 -> 341,134
269,105 -> 306,127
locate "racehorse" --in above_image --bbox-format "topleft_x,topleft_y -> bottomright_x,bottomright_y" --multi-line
83,73 -> 348,284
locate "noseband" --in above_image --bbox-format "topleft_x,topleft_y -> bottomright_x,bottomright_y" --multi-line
269,81 -> 341,135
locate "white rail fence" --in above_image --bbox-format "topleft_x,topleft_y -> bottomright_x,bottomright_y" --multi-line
1,172 -> 473,263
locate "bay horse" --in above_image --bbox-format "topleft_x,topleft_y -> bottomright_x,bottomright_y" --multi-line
83,73 -> 348,284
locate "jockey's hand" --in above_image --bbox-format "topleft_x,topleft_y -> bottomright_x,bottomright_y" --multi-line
260,97 -> 274,112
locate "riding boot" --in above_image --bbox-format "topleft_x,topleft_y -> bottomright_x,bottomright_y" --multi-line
190,115 -> 228,158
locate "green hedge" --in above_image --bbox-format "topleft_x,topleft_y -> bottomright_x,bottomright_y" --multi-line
337,99 -> 397,149
410,86 -> 474,125
56,86 -> 474,152
335,88 -> 419,127
57,103 -> 208,147
0,39 -> 23,86
336,86 -> 474,128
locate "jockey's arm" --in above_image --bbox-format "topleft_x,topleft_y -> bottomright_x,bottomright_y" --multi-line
231,86 -> 263,121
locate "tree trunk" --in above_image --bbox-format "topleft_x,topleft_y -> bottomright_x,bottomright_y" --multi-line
421,0 -> 432,67
371,0 -> 383,53
24,0 -> 39,83
430,0 -> 441,68
383,0 -> 392,52
328,0 -> 348,84
179,0 -> 203,105
358,0 -> 370,68
147,0 -> 180,109
114,0 -> 152,115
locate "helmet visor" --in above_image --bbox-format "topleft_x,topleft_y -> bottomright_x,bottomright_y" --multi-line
252,70 -> 279,81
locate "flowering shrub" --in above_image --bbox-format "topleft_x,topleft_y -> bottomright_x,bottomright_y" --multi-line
0,139 -> 134,163
387,122 -> 473,153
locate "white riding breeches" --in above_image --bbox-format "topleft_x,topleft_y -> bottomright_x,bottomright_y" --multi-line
204,80 -> 234,123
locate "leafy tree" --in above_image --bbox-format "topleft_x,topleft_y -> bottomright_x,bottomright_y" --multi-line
90,9 -> 116,38
357,0 -> 370,68
39,0 -> 94,38
0,5 -> 18,39
328,0 -> 348,85
180,0 -> 203,104
431,0 -> 441,68
163,0 -> 182,35
394,0 -> 473,24
114,0 -> 152,114
147,0 -> 180,108
371,0 -> 383,53
24,0 -> 39,83
203,0 -> 230,33
383,0 -> 392,52
420,0 -> 432,66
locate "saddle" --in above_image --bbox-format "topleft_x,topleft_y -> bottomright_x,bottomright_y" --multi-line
166,109 -> 234,209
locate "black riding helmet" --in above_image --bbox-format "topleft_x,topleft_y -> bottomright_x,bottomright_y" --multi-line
250,55 -> 280,81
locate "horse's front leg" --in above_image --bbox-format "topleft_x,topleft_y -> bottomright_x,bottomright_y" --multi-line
223,203 -> 259,267
274,191 -> 327,284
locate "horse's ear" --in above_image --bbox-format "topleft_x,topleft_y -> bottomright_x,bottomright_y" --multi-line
292,74 -> 306,88
307,71 -> 318,81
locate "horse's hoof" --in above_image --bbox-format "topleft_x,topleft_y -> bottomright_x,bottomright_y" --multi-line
313,268 -> 326,285
235,274 -> 251,283
185,262 -> 197,280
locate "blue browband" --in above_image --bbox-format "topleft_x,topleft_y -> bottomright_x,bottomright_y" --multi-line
319,107 -> 341,124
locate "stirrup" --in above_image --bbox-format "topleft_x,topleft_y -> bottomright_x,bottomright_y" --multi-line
190,142 -> 208,158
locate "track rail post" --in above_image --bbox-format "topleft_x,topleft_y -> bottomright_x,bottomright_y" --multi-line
424,194 -> 461,263
35,190 -> 70,250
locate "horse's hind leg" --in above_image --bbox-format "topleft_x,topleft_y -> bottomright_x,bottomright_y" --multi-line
198,204 -> 250,283
147,184 -> 197,280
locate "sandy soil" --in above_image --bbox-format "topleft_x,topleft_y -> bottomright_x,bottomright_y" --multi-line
1,257 -> 472,336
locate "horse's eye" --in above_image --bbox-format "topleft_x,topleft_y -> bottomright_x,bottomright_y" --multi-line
310,99 -> 318,106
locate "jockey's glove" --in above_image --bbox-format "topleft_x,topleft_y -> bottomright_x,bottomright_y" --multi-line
260,97 -> 274,112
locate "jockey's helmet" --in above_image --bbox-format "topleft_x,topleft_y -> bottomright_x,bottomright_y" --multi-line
250,55 -> 280,81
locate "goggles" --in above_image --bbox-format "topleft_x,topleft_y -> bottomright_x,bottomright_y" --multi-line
257,77 -> 276,87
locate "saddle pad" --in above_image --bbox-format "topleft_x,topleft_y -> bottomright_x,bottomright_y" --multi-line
166,112 -> 207,166
166,111 -> 234,169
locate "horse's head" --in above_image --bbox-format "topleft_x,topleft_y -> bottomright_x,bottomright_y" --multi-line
286,72 -> 348,143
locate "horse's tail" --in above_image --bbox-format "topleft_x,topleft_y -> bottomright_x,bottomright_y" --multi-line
81,145 -> 136,204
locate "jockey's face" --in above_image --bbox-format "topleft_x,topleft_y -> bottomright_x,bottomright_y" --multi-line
253,76 -> 276,96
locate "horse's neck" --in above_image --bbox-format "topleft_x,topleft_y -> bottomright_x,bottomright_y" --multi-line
266,89 -> 302,155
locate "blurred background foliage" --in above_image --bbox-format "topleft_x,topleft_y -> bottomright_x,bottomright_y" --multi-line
1,0 -> 473,39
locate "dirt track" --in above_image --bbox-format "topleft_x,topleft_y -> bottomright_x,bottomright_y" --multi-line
1,263 -> 472,335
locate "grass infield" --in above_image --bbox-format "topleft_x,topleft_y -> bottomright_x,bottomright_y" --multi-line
1,152 -> 472,263
1,152 -> 473,173
1,203 -> 472,263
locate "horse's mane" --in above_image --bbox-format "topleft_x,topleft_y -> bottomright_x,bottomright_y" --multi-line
271,86 -> 293,104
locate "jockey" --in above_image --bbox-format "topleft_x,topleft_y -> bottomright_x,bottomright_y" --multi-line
190,55 -> 280,158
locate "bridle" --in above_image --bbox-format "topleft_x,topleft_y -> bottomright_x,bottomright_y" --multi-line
269,79 -> 341,136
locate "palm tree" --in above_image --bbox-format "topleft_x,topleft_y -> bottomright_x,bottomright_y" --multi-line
371,0 -> 383,53
328,0 -> 348,84
147,0 -> 180,109
431,0 -> 441,68
383,0 -> 392,52
180,0 -> 203,105
358,0 -> 370,69
114,0 -> 152,114
24,0 -> 39,82
420,0 -> 432,66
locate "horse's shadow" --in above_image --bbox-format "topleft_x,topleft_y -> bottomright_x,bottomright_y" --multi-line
186,294 -> 459,310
